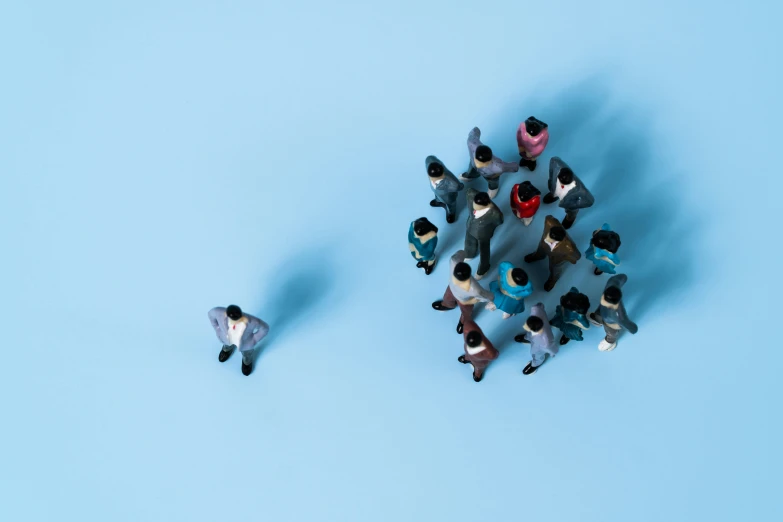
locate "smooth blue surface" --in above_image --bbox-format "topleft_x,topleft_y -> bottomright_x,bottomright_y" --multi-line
1,1 -> 780,521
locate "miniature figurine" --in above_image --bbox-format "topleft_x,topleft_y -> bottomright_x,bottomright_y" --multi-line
585,223 -> 622,275
408,217 -> 438,275
514,302 -> 558,375
510,180 -> 542,226
516,116 -> 549,171
524,215 -> 581,292
465,188 -> 504,280
489,262 -> 533,319
426,155 -> 464,223
458,320 -> 499,382
460,127 -> 519,199
542,157 -> 595,229
589,274 -> 639,352
432,250 -> 496,334
208,305 -> 269,376
549,288 -> 591,346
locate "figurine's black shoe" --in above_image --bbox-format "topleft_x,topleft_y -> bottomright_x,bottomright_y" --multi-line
515,334 -> 530,344
432,300 -> 455,311
473,373 -> 483,382
242,361 -> 253,376
543,279 -> 556,292
519,158 -> 537,171
523,362 -> 539,375
562,215 -> 575,229
424,264 -> 434,275
430,199 -> 446,208
446,214 -> 456,224
416,261 -> 425,268
559,335 -> 570,345
594,267 -> 603,276
458,355 -> 468,364
456,321 -> 464,334
218,346 -> 234,362
543,193 -> 558,204
524,253 -> 538,264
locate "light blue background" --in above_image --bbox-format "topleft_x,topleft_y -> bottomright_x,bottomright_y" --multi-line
1,1 -> 780,521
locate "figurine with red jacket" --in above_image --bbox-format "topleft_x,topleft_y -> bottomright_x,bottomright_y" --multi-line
457,320 -> 499,382
510,180 -> 542,227
516,116 -> 549,171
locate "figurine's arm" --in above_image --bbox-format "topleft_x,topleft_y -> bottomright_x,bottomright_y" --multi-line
208,307 -> 228,344
618,304 -> 638,334
526,242 -> 547,262
498,158 -> 520,173
466,187 -> 478,204
251,319 -> 270,345
451,249 -> 467,265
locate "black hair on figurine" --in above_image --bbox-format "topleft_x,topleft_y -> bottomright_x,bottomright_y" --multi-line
604,286 -> 623,304
427,162 -> 444,177
517,181 -> 541,201
475,145 -> 493,163
511,268 -> 529,286
474,192 -> 491,207
557,168 -> 575,185
453,262 -> 472,281
466,331 -> 483,347
226,305 -> 243,320
526,315 -> 544,332
549,226 -> 566,242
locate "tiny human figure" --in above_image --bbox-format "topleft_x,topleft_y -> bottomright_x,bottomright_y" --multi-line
489,262 -> 533,319
514,302 -> 558,375
585,223 -> 622,275
408,217 -> 438,275
549,288 -> 591,346
524,215 -> 581,292
426,155 -> 464,223
432,250 -> 496,334
208,304 -> 269,376
460,126 -> 519,199
510,180 -> 542,227
458,320 -> 499,382
589,274 -> 639,352
516,116 -> 549,171
465,188 -> 504,280
542,157 -> 595,229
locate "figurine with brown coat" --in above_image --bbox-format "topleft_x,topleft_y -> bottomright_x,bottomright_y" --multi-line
524,215 -> 581,292
457,320 -> 499,382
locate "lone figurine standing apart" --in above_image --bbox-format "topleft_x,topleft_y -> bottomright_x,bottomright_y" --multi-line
432,250 -> 496,334
510,180 -> 542,227
514,302 -> 558,375
543,157 -> 595,229
426,155 -> 464,223
465,188 -> 504,280
458,320 -> 499,382
408,217 -> 438,275
589,274 -> 639,352
489,262 -> 533,319
549,288 -> 591,346
524,215 -> 581,292
585,223 -> 622,275
516,116 -> 549,171
460,127 -> 519,199
208,305 -> 269,376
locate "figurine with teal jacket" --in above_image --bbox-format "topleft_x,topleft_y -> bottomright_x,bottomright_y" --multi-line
489,262 -> 533,319
585,224 -> 622,275
408,217 -> 438,275
549,287 -> 591,345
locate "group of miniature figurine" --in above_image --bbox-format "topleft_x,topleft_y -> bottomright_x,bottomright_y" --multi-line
409,118 -> 638,382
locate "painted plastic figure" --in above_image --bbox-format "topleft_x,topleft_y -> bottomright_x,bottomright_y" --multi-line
465,188 -> 504,280
524,215 -> 581,292
458,320 -> 499,382
408,217 -> 438,275
426,155 -> 464,223
542,157 -> 595,229
514,302 -> 558,375
589,274 -> 638,352
460,127 -> 519,199
432,250 -> 496,334
489,262 -> 533,319
516,116 -> 549,171
549,288 -> 591,346
585,223 -> 622,275
208,305 -> 269,376
510,180 -> 542,227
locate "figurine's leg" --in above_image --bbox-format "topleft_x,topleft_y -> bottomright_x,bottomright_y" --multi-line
599,325 -> 619,351
424,259 -> 436,275
543,192 -> 558,204
475,240 -> 491,278
486,178 -> 500,199
472,363 -> 486,382
456,302 -> 474,334
562,209 -> 578,229
464,233 -> 478,261
240,349 -> 254,376
433,286 -> 458,311
429,199 -> 446,208
526,158 -> 537,171
532,350 -> 548,368
522,217 -> 533,226
559,335 -> 570,345
460,164 -> 480,182
218,344 -> 235,362
594,267 -> 603,275
445,195 -> 458,223
544,262 -> 564,292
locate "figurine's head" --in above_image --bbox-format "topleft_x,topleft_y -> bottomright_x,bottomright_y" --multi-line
473,192 -> 491,209
516,181 -> 540,202
603,286 -> 623,305
525,315 -> 544,333
560,291 -> 590,315
525,116 -> 547,137
226,305 -> 243,320
510,268 -> 529,286
466,330 -> 483,348
592,230 -> 621,253
413,217 -> 438,236
453,262 -> 472,282
475,145 -> 493,164
427,162 -> 444,178
557,168 -> 575,185
548,226 -> 566,242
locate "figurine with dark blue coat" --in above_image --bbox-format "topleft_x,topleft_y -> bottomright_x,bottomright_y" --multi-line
514,302 -> 558,375
549,287 -> 591,346
542,157 -> 595,229
489,262 -> 533,319
408,217 -> 438,275
585,223 -> 622,275
460,127 -> 519,199
426,155 -> 464,223
589,274 -> 639,352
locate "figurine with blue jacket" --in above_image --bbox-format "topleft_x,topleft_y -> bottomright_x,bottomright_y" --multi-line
409,217 -> 438,275
543,157 -> 595,229
460,127 -> 519,199
426,155 -> 464,223
585,224 -> 622,276
589,274 -> 639,352
208,305 -> 269,376
489,262 -> 533,319
514,302 -> 558,375
549,288 -> 591,346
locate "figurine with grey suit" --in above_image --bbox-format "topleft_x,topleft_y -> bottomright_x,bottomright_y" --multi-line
588,274 -> 638,352
208,304 -> 269,376
464,188 -> 504,279
426,155 -> 464,223
460,127 -> 519,199
543,157 -> 595,229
